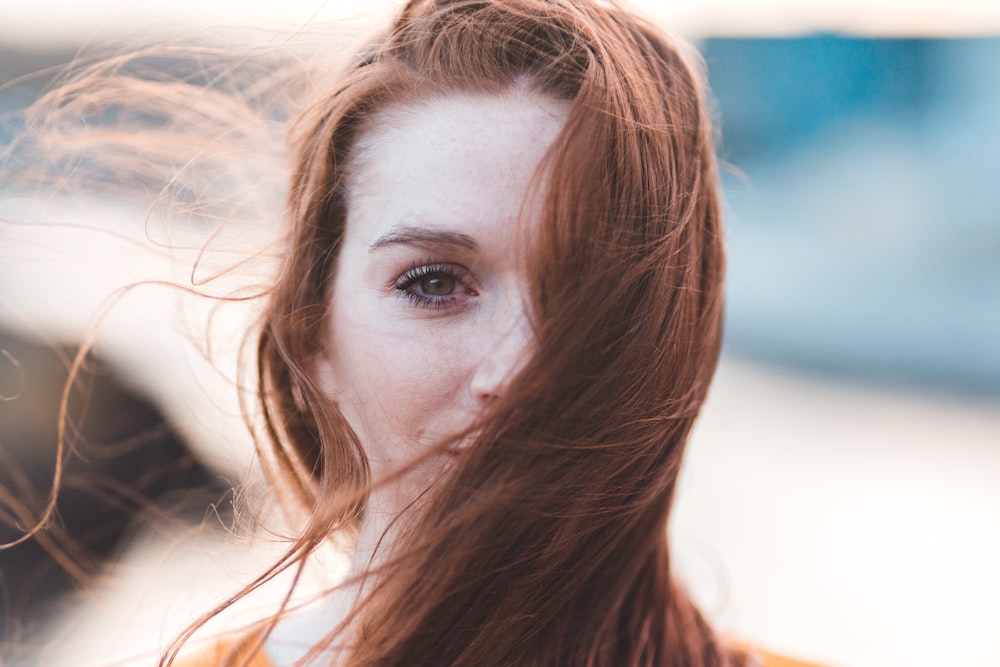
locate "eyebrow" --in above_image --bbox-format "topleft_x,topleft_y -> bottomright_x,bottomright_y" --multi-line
368,225 -> 479,253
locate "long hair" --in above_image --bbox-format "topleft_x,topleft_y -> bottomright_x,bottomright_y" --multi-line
256,1 -> 737,665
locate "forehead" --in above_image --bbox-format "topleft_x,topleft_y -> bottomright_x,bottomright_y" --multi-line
344,91 -> 569,246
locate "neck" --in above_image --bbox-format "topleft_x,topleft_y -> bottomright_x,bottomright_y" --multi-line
265,489 -> 399,666
351,486 -> 399,577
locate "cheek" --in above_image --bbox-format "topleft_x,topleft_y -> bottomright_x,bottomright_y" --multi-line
322,300 -> 472,462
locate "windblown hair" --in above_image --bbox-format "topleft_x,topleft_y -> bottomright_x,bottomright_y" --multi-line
255,1 -> 736,666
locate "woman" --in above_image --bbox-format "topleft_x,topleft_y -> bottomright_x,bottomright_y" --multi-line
8,0 -> 822,665
173,0 -> 765,663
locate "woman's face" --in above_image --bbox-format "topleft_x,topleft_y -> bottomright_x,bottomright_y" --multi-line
316,91 -> 568,512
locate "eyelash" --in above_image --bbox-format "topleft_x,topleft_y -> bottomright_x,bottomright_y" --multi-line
392,261 -> 475,310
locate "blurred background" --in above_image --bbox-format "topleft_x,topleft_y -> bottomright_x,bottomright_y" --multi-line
1,2 -> 998,666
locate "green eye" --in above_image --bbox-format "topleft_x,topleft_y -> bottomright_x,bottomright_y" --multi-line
419,273 -> 455,296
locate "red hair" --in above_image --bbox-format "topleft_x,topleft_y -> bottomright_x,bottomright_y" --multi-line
255,1 -> 739,665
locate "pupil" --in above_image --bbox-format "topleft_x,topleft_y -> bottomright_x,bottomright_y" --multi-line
421,274 -> 454,296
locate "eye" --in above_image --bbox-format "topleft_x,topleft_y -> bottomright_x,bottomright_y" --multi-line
418,272 -> 456,296
393,262 -> 476,309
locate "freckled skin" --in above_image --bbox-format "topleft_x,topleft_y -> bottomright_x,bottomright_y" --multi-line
314,91 -> 568,536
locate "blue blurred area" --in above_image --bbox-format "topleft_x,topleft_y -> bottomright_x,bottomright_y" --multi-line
0,89 -> 30,144
702,37 -> 1000,394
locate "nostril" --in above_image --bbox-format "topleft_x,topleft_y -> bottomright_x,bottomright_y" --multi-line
470,342 -> 531,403
475,387 -> 501,403
471,370 -> 504,403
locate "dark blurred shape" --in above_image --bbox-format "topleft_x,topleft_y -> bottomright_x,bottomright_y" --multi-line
0,329 -> 232,651
702,36 -> 1000,394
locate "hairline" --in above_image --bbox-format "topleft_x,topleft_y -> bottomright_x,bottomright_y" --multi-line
342,77 -> 568,203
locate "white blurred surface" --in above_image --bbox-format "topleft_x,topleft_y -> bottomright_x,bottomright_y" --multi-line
674,359 -> 1000,667
31,526 -> 348,667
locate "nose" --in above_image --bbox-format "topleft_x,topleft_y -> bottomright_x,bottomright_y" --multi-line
470,305 -> 535,403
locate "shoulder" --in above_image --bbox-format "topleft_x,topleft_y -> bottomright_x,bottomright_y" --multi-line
174,632 -> 275,667
739,642 -> 832,667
